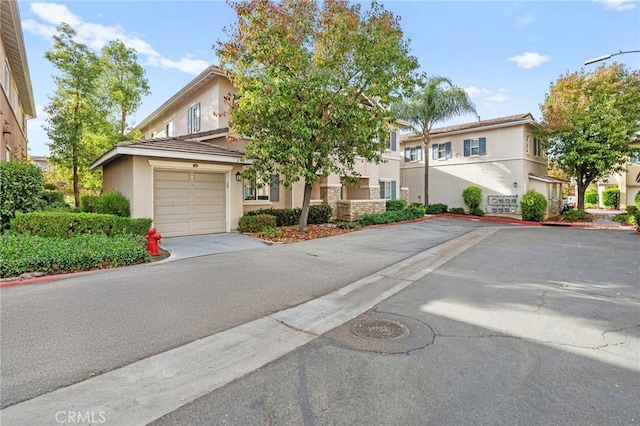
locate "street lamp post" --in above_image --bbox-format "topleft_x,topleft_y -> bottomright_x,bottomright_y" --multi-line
584,50 -> 640,65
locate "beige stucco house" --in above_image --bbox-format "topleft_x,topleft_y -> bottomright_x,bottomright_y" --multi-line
401,113 -> 564,215
1,0 -> 36,161
91,65 -> 404,236
590,145 -> 640,209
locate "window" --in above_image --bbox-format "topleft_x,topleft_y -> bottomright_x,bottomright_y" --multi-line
165,120 -> 174,137
386,130 -> 397,151
533,137 -> 542,157
5,147 -> 10,162
630,151 -> 640,163
431,142 -> 452,160
187,102 -> 201,134
379,180 -> 397,200
3,62 -> 9,91
244,174 -> 278,202
404,146 -> 422,162
150,131 -> 156,138
463,138 -> 486,156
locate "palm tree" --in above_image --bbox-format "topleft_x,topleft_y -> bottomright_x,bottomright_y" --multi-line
394,76 -> 477,206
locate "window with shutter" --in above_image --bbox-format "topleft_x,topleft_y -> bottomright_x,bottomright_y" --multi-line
432,143 -> 452,160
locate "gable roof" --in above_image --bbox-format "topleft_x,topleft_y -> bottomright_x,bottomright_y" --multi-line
134,65 -> 227,130
401,113 -> 537,143
90,129 -> 248,169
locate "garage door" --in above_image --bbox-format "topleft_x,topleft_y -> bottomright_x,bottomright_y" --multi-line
154,170 -> 226,237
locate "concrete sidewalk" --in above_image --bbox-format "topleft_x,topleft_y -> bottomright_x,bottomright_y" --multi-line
156,232 -> 271,262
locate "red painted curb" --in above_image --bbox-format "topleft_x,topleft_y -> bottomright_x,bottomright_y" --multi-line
438,213 -> 542,226
0,269 -> 98,288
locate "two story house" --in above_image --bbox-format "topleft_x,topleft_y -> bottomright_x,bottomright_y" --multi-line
591,145 -> 640,209
0,0 -> 36,161
401,113 -> 564,215
91,65 -> 403,236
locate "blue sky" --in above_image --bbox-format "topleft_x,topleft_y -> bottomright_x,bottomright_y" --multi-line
17,0 -> 640,157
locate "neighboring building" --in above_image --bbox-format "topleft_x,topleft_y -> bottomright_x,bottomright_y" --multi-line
91,65 -> 402,236
590,145 -> 640,209
0,0 -> 36,161
401,113 -> 564,215
30,155 -> 53,172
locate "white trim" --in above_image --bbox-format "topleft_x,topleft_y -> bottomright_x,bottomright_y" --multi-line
90,146 -> 246,169
148,159 -> 233,172
319,183 -> 342,188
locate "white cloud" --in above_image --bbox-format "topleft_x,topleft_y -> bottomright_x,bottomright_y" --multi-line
487,91 -> 509,103
24,2 -> 208,75
516,15 -> 535,26
508,52 -> 551,69
594,0 -> 637,11
465,86 -> 491,97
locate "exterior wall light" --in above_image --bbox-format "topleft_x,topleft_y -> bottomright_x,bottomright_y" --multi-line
513,182 -> 518,188
235,172 -> 242,181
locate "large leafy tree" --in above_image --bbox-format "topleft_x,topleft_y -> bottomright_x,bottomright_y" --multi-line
217,0 -> 418,231
44,23 -> 108,207
393,76 -> 476,206
537,63 -> 640,210
100,40 -> 150,140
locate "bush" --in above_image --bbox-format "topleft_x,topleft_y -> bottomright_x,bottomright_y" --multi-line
635,191 -> 640,209
626,206 -> 638,215
602,187 -> 619,209
44,182 -> 58,190
563,209 -> 589,221
10,212 -> 151,238
520,190 -> 547,222
0,161 -> 44,230
469,207 -> 485,217
80,195 -> 99,213
244,205 -> 332,226
356,206 -> 424,226
96,191 -> 130,217
585,189 -> 598,205
0,233 -> 149,278
635,210 -> 640,231
408,203 -> 426,217
386,199 -> 408,212
238,214 -> 277,232
449,207 -> 466,215
425,203 -> 448,214
462,186 -> 482,210
611,213 -> 636,226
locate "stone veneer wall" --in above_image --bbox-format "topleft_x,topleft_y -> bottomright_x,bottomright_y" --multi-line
336,200 -> 386,222
320,185 -> 342,218
368,186 -> 380,200
400,187 -> 409,202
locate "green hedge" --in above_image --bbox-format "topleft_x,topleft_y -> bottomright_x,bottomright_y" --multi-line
602,187 -> 619,209
10,212 -> 152,238
0,234 -> 150,278
244,205 -> 332,226
238,214 -> 277,233
462,186 -> 482,209
0,161 -> 44,230
449,207 -> 466,215
585,189 -> 598,205
356,205 -> 424,226
386,199 -> 407,212
96,191 -> 130,217
425,203 -> 448,214
521,190 -> 547,222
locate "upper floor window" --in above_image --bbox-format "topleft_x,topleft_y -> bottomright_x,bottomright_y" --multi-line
432,142 -> 451,160
404,146 -> 422,162
386,130 -> 397,151
533,137 -> 542,157
150,131 -> 156,138
165,120 -> 174,137
187,102 -> 201,134
3,62 -> 9,92
630,151 -> 640,163
464,138 -> 486,156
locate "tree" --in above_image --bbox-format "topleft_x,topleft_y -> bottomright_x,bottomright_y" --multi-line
537,63 -> 640,210
392,76 -> 476,206
217,0 -> 418,231
0,161 -> 44,230
101,40 -> 150,140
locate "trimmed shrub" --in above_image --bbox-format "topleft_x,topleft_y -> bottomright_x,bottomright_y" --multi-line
356,206 -> 424,226
96,191 -> 130,217
602,187 -> 619,209
0,233 -> 149,278
386,199 -> 408,212
627,206 -> 638,215
244,205 -> 332,226
635,210 -> 640,231
585,189 -> 598,205
10,212 -> 151,238
469,207 -> 485,217
462,186 -> 482,210
0,161 -> 44,230
81,195 -> 99,213
44,182 -> 58,190
449,207 -> 466,215
408,203 -> 426,217
635,191 -> 640,209
520,190 -> 547,222
238,214 -> 277,233
563,209 -> 589,221
425,203 -> 448,214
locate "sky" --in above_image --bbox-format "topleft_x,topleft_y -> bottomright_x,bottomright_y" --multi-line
15,0 -> 640,157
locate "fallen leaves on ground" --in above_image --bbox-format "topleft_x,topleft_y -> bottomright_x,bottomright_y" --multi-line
545,213 -> 594,223
247,224 -> 356,243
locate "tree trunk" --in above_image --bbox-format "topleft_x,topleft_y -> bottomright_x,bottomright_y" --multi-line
298,181 -> 313,233
576,180 -> 586,211
422,132 -> 430,207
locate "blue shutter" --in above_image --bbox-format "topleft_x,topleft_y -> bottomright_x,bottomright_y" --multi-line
390,131 -> 397,151
194,102 -> 201,132
445,142 -> 452,159
405,149 -> 411,162
391,181 -> 397,199
479,137 -> 486,155
432,144 -> 438,160
269,174 -> 279,202
417,146 -> 422,161
464,140 -> 470,157
187,107 -> 192,134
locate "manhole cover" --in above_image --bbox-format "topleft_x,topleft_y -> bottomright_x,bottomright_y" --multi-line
349,319 -> 409,340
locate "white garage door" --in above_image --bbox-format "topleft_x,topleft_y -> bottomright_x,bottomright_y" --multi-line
154,170 -> 226,237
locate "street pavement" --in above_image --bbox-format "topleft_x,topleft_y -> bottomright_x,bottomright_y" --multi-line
1,218 -> 638,425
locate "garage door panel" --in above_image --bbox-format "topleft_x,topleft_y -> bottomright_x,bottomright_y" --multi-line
154,170 -> 227,237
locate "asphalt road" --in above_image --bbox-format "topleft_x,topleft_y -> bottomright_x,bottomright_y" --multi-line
0,217 -> 493,409
2,220 -> 638,425
150,227 -> 640,425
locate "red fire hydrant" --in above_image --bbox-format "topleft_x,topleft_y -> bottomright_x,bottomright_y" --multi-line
146,227 -> 162,256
